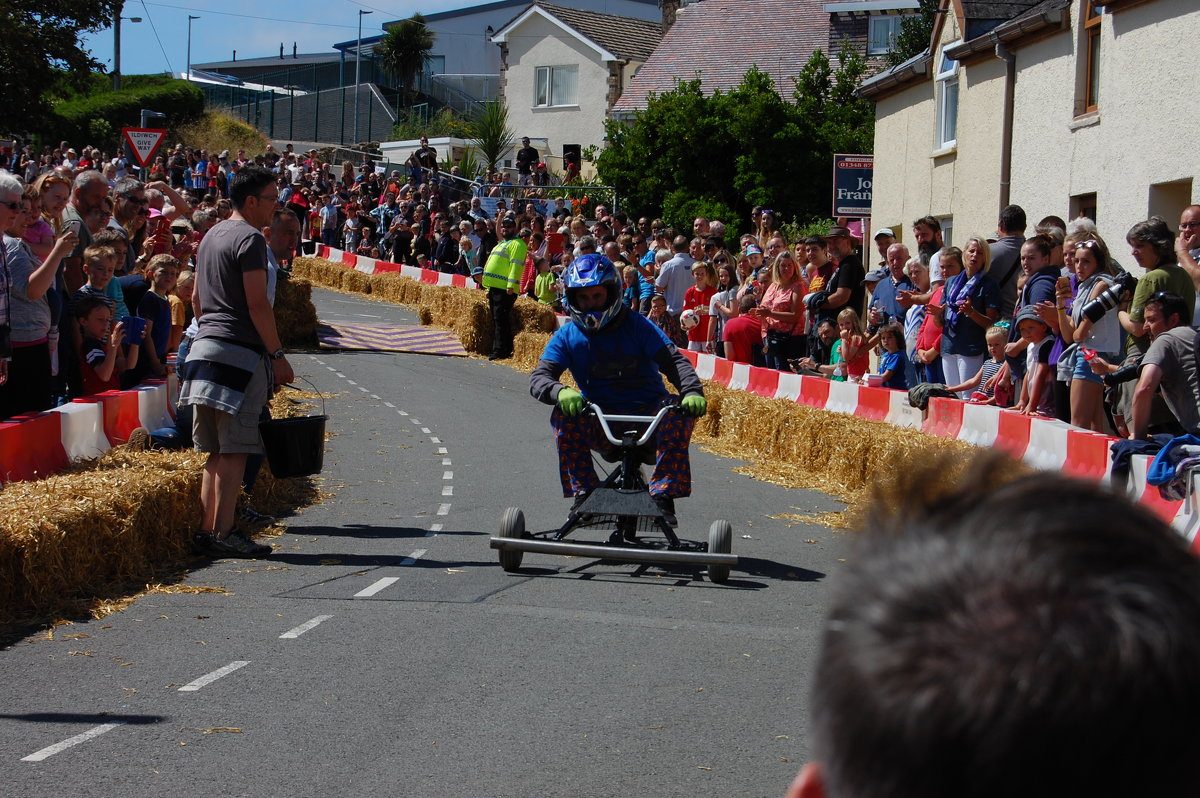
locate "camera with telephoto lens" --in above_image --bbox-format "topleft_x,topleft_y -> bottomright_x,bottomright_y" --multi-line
1102,358 -> 1142,387
1081,270 -> 1137,323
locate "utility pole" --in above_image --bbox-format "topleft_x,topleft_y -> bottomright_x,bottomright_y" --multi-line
187,16 -> 200,80
354,10 -> 373,145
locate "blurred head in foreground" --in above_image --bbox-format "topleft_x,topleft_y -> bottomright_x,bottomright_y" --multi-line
789,453 -> 1200,798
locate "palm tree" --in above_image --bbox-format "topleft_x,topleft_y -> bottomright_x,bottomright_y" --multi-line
376,13 -> 435,107
471,101 -> 515,174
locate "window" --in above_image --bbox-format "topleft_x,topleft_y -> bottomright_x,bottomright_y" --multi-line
935,51 -> 959,149
1082,4 -> 1101,112
938,216 -> 953,248
867,16 -> 905,55
534,66 -> 578,107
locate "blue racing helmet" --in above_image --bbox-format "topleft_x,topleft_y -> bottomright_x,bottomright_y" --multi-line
562,253 -> 623,332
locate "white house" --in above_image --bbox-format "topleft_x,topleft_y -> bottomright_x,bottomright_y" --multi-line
859,0 -> 1200,255
490,2 -> 663,168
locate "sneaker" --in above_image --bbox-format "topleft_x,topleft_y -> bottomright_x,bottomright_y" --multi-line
237,505 -> 277,526
653,495 -> 678,527
191,530 -> 216,554
201,528 -> 272,558
124,426 -> 150,452
569,490 -> 593,517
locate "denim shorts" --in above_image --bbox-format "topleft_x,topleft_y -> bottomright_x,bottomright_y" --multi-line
1072,350 -> 1119,385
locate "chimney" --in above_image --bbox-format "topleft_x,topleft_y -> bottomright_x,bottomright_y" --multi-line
232,50 -> 237,62
280,43 -> 284,58
293,42 -> 298,58
661,0 -> 682,29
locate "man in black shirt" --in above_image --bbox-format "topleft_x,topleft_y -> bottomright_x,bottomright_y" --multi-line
515,137 -> 538,186
815,225 -> 866,323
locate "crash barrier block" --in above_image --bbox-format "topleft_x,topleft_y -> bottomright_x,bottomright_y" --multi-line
95,390 -> 143,446
318,245 -> 331,259
694,352 -> 717,381
710,356 -> 734,387
746,366 -> 780,398
136,383 -> 174,432
1179,473 -> 1200,554
994,410 -> 1032,459
1129,454 -> 1185,523
728,363 -> 751,392
1024,417 -> 1072,472
825,380 -> 860,415
680,349 -> 698,368
798,376 -> 831,409
958,403 -> 1001,448
0,412 -> 68,482
1063,430 -> 1119,483
54,400 -> 111,462
886,390 -> 924,429
374,260 -> 402,274
340,251 -> 358,269
774,373 -> 802,401
853,386 -> 892,422
355,256 -> 376,274
418,269 -> 439,285
922,397 -> 964,439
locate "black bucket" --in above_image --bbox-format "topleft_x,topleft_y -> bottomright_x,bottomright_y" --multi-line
260,378 -> 328,478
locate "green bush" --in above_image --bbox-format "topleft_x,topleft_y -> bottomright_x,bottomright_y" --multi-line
52,79 -> 205,144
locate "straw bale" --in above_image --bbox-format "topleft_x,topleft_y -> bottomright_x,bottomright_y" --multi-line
509,331 -> 552,372
418,306 -> 434,325
274,277 -> 318,347
513,297 -> 558,334
340,269 -> 372,295
370,273 -> 410,304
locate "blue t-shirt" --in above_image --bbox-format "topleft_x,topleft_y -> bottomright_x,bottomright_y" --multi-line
541,311 -> 673,412
880,350 -> 908,390
137,290 -> 171,359
942,272 -> 1000,357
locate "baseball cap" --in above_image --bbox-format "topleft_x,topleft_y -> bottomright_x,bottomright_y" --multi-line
873,228 -> 896,241
862,267 -> 887,284
744,244 -> 763,256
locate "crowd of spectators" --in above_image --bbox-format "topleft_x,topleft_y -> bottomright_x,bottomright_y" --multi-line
3,138 -> 1199,444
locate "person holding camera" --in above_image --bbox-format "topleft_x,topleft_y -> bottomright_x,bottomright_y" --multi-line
1127,292 -> 1197,440
1055,235 -> 1124,431
1108,218 -> 1196,436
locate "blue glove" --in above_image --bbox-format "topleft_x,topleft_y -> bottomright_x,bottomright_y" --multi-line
557,387 -> 584,417
681,394 -> 707,418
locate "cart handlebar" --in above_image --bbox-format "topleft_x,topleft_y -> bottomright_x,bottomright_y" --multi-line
586,402 -> 678,448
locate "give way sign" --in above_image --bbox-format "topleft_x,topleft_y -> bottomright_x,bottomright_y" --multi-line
121,127 -> 167,167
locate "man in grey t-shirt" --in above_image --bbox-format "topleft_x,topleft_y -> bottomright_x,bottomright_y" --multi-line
1130,292 -> 1197,439
184,166 -> 294,558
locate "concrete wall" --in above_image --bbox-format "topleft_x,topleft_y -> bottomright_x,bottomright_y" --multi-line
870,11 -> 1008,248
1010,0 -> 1199,259
502,14 -> 614,162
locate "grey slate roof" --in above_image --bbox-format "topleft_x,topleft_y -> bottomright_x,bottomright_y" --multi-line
498,2 -> 664,61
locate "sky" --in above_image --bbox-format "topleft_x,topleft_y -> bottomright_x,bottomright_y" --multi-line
81,0 -> 471,77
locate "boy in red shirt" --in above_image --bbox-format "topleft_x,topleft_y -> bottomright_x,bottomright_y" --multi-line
682,260 -> 717,352
75,295 -> 141,394
722,294 -> 763,363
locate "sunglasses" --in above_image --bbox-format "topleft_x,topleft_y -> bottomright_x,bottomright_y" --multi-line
0,200 -> 21,211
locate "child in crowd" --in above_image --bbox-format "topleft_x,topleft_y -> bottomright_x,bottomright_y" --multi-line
75,295 -> 140,394
647,292 -> 686,348
534,257 -> 559,309
708,263 -> 739,358
90,228 -> 132,319
876,322 -> 909,390
69,245 -> 118,320
621,265 -> 641,311
833,307 -> 870,382
126,254 -> 180,386
173,269 -> 194,336
946,325 -> 1013,406
1014,306 -> 1055,416
683,259 -> 717,352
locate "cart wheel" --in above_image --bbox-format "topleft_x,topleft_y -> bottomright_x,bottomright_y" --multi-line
707,520 -> 733,584
498,507 -> 526,572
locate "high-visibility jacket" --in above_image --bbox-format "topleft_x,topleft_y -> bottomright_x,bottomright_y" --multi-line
482,237 -> 528,291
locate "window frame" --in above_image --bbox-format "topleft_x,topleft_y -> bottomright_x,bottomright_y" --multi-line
1082,4 -> 1101,112
533,65 -> 579,108
935,49 -> 959,150
867,15 -> 902,56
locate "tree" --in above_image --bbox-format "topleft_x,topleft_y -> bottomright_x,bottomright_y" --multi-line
470,101 -> 515,174
0,0 -> 121,130
885,0 -> 939,68
595,56 -> 874,235
375,13 -> 435,108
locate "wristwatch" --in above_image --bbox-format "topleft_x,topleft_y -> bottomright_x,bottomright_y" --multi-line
270,348 -> 286,360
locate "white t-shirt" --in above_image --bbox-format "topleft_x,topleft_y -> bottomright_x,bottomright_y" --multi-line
928,250 -> 944,284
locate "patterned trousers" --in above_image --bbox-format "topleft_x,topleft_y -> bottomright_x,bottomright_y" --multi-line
550,406 -> 695,499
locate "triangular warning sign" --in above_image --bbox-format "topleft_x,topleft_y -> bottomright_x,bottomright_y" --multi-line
121,127 -> 167,167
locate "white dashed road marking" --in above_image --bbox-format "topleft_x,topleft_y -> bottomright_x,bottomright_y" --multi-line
437,503 -> 451,516
355,577 -> 400,598
400,549 -> 427,566
383,401 -> 395,408
280,615 -> 334,639
178,661 -> 251,692
442,458 -> 452,466
437,447 -> 447,455
442,471 -> 453,480
442,486 -> 454,496
430,437 -> 441,444
427,524 -> 442,537
21,723 -> 125,762
421,428 -> 431,434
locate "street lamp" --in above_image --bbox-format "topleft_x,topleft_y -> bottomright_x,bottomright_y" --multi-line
112,4 -> 143,91
186,15 -> 200,81
354,9 -> 373,145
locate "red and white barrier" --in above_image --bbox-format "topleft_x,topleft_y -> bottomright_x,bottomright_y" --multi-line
135,382 -> 174,432
55,400 -> 110,462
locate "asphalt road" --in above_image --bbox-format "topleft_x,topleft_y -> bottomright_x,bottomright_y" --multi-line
0,287 -> 854,798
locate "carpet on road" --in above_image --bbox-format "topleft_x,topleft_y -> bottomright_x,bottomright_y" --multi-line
317,321 -> 468,357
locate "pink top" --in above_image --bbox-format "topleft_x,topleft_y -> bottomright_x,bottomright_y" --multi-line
22,217 -> 54,249
761,280 -> 805,334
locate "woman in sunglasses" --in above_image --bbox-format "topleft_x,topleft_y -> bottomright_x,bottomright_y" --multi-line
1054,235 -> 1120,431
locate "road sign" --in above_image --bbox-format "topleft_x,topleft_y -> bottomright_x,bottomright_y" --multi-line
832,154 -> 874,217
121,128 -> 167,168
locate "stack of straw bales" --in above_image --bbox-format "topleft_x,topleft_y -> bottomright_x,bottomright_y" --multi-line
274,276 -> 319,347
